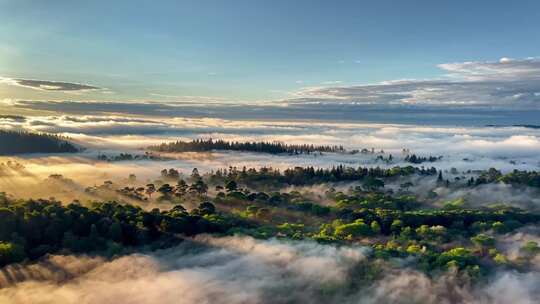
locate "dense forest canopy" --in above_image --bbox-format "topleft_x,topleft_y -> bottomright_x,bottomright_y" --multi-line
1,164 -> 540,278
0,130 -> 79,155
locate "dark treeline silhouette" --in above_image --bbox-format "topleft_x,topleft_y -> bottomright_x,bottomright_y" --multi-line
404,154 -> 442,164
97,152 -> 172,162
486,124 -> 540,129
148,138 -> 345,155
0,130 -> 79,155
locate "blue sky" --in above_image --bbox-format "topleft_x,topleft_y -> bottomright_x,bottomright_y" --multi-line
1,0 -> 540,102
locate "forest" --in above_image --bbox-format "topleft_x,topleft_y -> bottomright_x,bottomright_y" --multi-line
0,130 -> 79,155
0,135 -> 540,302
1,164 -> 540,283
148,138 -> 346,154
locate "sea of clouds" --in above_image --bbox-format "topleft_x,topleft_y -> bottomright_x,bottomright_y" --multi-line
1,114 -> 540,170
2,114 -> 540,205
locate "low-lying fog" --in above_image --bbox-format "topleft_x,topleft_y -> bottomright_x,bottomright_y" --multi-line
1,114 -> 540,169
1,116 -> 540,207
1,235 -> 539,304
2,116 -> 540,304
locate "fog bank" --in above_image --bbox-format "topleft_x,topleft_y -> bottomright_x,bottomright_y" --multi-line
0,236 -> 539,304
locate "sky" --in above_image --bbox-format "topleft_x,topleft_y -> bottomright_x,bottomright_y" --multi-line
1,0 -> 540,124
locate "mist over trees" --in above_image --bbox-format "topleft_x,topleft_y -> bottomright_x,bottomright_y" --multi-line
2,164 -> 540,278
404,154 -> 442,164
2,150 -> 540,303
0,156 -> 539,304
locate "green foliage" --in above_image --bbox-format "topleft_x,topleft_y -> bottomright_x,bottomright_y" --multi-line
225,180 -> 237,192
493,253 -> 508,265
406,244 -> 423,255
521,241 -> 540,256
370,221 -> 381,234
193,202 -> 216,216
362,177 -> 384,191
470,234 -> 496,248
0,199 -> 243,264
334,220 -> 372,239
3,163 -> 540,281
415,225 -> 447,241
292,201 -> 331,216
442,198 -> 465,209
0,208 -> 16,240
498,170 -> 540,188
0,242 -> 25,266
204,165 -> 436,188
492,221 -> 507,234
437,247 -> 477,270
473,168 -> 540,189
390,219 -> 403,234
277,223 -> 305,238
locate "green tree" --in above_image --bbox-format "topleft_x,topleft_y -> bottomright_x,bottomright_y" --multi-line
108,222 -> 123,242
0,208 -> 16,240
521,241 -> 540,257
471,233 -> 495,247
191,168 -> 201,180
145,184 -> 156,198
390,220 -> 403,234
334,220 -> 372,239
175,179 -> 188,197
225,180 -> 238,192
190,179 -> 208,197
195,202 -> 216,216
158,184 -> 174,199
437,247 -> 476,269
363,177 -> 384,191
0,242 -> 25,266
370,221 -> 381,234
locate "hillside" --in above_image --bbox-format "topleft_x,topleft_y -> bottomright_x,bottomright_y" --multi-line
0,130 -> 79,155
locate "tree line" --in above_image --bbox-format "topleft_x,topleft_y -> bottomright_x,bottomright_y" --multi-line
471,168 -> 540,188
0,130 -> 78,155
206,165 -> 437,187
148,138 -> 345,155
404,154 -> 442,164
0,196 -> 247,267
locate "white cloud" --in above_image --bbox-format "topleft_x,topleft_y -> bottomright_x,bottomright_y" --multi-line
0,77 -> 101,92
289,57 -> 540,109
2,114 -> 540,173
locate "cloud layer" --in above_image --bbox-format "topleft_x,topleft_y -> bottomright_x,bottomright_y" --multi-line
2,114 -> 540,173
1,77 -> 101,92
291,58 -> 540,109
1,58 -> 539,125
